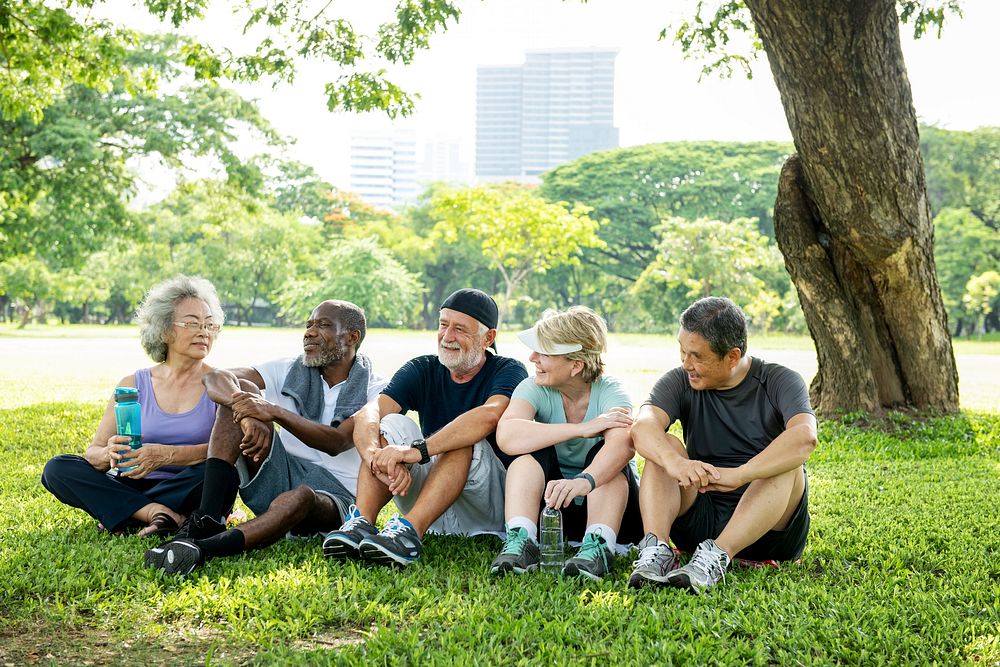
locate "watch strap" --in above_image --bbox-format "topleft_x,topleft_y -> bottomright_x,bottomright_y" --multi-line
410,438 -> 431,465
575,472 -> 596,491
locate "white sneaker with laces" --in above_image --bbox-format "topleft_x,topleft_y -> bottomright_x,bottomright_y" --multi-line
665,538 -> 730,594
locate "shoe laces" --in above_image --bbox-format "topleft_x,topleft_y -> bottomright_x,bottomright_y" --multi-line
500,527 -> 530,555
633,543 -> 671,570
382,516 -> 413,539
340,505 -> 369,532
576,532 -> 609,569
687,541 -> 728,585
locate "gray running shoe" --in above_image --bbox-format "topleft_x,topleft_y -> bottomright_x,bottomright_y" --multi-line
490,527 -> 541,576
144,539 -> 203,575
358,516 -> 422,566
628,532 -> 678,589
562,532 -> 613,580
665,538 -> 730,594
323,505 -> 378,560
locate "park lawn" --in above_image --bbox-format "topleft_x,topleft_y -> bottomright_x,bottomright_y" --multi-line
1,401 -> 998,665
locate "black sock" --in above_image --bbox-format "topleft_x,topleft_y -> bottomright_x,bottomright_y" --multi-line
196,529 -> 246,559
197,458 -> 240,523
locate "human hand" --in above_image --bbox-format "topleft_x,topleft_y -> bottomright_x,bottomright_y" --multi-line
117,444 -> 173,479
106,435 -> 134,471
387,465 -> 413,497
701,467 -> 748,493
578,407 -> 633,438
231,391 -> 276,423
544,477 -> 592,509
239,417 -> 272,462
665,457 -> 721,489
370,444 -> 419,479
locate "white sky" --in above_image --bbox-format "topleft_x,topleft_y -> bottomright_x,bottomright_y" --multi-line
109,0 -> 1000,192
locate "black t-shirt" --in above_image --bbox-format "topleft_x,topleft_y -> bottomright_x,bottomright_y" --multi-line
382,353 -> 528,467
644,356 -> 814,469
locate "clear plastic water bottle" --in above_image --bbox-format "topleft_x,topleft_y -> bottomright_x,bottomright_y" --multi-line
539,505 -> 564,574
113,387 -> 142,473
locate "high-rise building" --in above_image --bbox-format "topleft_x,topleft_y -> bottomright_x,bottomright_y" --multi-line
349,133 -> 418,209
476,49 -> 618,181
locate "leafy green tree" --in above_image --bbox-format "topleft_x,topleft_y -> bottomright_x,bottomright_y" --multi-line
0,36 -> 278,266
277,236 -> 424,328
264,159 -> 337,221
962,271 -> 1000,335
539,141 -> 790,283
933,207 -> 1000,336
921,126 -> 1000,227
432,183 -> 604,325
0,0 -> 461,122
631,217 -> 795,331
144,180 -> 322,325
673,1 -> 966,413
0,254 -> 54,327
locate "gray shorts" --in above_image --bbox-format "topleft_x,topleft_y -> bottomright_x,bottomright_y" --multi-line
381,414 -> 506,537
237,433 -> 354,523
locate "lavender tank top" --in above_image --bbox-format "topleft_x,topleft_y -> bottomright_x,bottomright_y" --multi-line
133,368 -> 217,480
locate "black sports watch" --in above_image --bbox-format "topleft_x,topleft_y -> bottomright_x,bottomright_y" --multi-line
410,438 -> 431,465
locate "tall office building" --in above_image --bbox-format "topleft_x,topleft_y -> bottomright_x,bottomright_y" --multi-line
349,133 -> 418,209
476,49 -> 618,181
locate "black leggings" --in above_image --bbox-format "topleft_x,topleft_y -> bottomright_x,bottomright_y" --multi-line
41,454 -> 206,533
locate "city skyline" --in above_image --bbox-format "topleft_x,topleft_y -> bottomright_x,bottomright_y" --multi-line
103,0 -> 1000,199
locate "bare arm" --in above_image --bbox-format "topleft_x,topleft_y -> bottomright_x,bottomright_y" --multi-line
631,404 -> 721,489
706,412 -> 817,492
355,394 -> 403,465
202,367 -> 265,406
496,398 -> 632,456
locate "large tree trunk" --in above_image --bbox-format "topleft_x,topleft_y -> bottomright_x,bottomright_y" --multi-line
744,0 -> 959,414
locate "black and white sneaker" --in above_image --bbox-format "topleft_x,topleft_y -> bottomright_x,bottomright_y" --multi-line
174,511 -> 226,541
323,505 -> 378,560
144,539 -> 204,575
358,515 -> 422,567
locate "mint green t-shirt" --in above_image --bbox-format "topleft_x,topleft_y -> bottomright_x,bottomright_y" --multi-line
510,374 -> 632,478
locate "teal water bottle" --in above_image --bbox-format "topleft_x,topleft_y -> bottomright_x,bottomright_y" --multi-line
113,387 -> 142,473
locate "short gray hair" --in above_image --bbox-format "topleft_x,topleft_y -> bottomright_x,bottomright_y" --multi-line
137,276 -> 225,362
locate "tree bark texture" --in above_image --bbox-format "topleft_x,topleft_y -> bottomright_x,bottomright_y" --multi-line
745,0 -> 959,414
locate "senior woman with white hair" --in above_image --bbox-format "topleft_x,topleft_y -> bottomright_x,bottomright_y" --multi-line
42,276 -> 224,537
491,306 -> 642,580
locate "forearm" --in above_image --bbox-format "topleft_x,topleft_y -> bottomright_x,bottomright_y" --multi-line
426,403 -> 503,456
203,369 -> 244,406
632,421 -> 686,468
354,402 -> 384,461
273,408 -> 353,455
738,424 -> 817,481
161,443 -> 209,466
583,429 -> 633,486
497,419 -> 585,456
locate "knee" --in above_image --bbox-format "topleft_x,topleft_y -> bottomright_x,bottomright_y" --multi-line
41,454 -> 83,489
508,454 -> 543,476
276,485 -> 316,508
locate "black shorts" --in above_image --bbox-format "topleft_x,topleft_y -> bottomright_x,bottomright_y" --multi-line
529,441 -> 644,545
670,471 -> 810,561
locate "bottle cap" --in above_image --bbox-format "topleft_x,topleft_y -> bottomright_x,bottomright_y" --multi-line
113,387 -> 139,403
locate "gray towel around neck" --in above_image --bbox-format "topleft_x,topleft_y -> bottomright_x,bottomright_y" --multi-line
280,353 -> 374,426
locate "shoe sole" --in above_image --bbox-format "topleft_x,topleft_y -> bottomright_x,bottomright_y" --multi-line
144,541 -> 201,575
665,571 -> 709,594
322,537 -> 364,560
358,541 -> 418,567
628,571 -> 672,589
562,563 -> 603,580
489,563 -> 538,576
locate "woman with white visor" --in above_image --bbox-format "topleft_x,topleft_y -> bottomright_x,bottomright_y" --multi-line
491,306 -> 642,579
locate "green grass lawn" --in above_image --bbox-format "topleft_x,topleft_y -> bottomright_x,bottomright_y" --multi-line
1,327 -> 998,665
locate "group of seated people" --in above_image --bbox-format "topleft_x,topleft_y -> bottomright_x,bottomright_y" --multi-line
42,276 -> 817,594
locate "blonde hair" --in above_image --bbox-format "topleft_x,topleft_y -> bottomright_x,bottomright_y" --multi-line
535,306 -> 608,384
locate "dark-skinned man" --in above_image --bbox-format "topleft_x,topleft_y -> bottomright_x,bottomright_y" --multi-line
323,289 -> 528,566
145,300 -> 385,574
